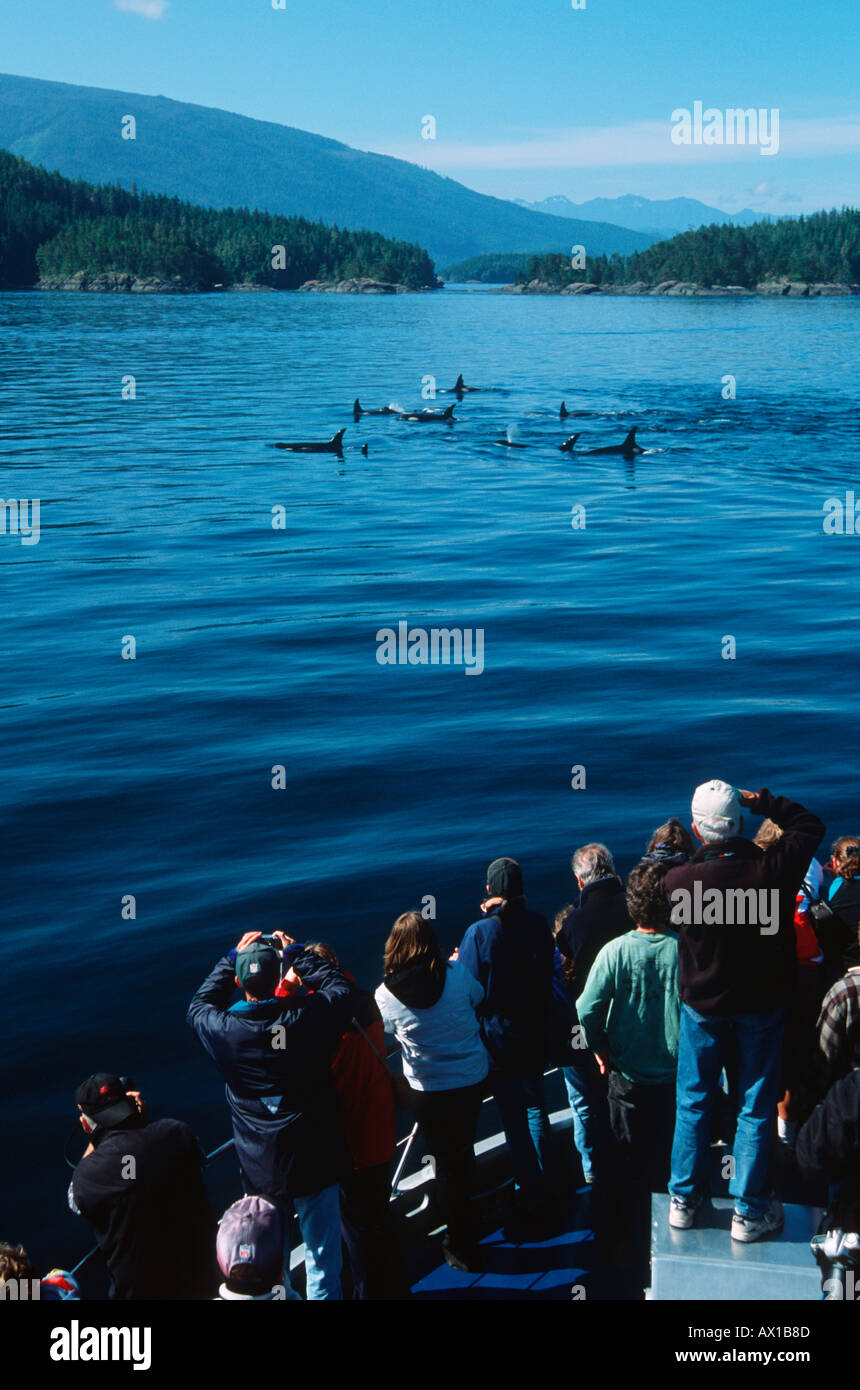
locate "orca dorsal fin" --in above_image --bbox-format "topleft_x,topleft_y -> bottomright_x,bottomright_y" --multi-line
623,427 -> 637,444
560,401 -> 568,417
454,374 -> 464,391
444,404 -> 455,419
353,398 -> 361,413
331,429 -> 346,446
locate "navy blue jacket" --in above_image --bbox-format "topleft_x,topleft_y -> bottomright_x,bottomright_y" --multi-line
187,949 -> 356,1199
458,904 -> 554,1075
556,877 -> 632,1004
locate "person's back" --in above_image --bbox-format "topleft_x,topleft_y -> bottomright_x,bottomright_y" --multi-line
578,929 -> 679,1086
560,888 -> 630,990
577,864 -> 680,1253
459,901 -> 554,1074
188,931 -> 357,1300
376,912 -> 488,1272
188,935 -> 355,1201
375,958 -> 488,1091
666,781 -> 825,1245
663,787 -> 825,1015
72,1114 -> 216,1301
553,843 -> 630,1190
331,987 -> 398,1167
458,858 -> 558,1213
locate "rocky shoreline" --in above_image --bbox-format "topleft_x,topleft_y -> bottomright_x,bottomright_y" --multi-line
34,273 -> 436,295
32,272 -> 858,298
502,276 -> 857,298
297,277 -> 435,294
36,271 -> 209,293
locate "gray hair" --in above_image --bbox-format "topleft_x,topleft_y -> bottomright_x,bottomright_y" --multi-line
572,843 -> 616,885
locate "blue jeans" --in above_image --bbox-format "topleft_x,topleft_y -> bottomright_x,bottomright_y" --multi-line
561,1062 -> 599,1182
288,1184 -> 343,1300
493,1071 -> 557,1197
670,1003 -> 786,1220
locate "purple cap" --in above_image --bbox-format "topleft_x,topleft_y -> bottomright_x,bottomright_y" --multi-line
216,1197 -> 285,1286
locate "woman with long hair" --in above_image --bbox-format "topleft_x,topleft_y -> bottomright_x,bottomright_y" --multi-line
375,911 -> 489,1272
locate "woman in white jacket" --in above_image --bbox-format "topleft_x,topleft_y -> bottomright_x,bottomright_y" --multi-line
376,911 -> 489,1272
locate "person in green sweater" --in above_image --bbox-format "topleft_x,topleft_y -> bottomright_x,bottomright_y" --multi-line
577,861 -> 680,1199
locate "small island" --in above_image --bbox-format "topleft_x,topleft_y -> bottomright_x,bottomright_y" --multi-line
0,150 -> 441,294
445,210 -> 859,298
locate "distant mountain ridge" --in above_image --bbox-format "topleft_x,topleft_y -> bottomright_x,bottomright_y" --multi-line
515,193 -> 780,240
0,73 -> 656,266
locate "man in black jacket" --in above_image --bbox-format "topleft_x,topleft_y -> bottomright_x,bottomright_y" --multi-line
664,782 -> 824,1243
187,929 -> 356,1300
70,1075 -> 217,1300
555,844 -> 630,1185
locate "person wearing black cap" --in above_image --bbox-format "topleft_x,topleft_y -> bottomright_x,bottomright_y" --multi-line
187,929 -> 357,1300
69,1075 -> 217,1300
458,858 -> 557,1216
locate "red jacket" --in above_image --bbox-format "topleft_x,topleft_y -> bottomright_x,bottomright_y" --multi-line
275,975 -> 396,1170
331,1003 -> 397,1170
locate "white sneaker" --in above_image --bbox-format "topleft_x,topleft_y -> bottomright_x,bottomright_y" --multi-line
731,1199 -> 784,1243
668,1196 -> 700,1229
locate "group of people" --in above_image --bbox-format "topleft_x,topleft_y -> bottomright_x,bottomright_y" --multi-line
5,776 -> 860,1301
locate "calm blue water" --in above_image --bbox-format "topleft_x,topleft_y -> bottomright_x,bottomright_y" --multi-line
2,286 -> 858,1265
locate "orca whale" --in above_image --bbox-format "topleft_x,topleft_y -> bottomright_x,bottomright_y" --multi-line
272,429 -> 346,454
440,373 -> 480,395
494,423 -> 528,448
353,398 -> 397,420
580,427 -> 644,458
396,405 -> 456,422
560,401 -> 569,419
559,433 -> 581,453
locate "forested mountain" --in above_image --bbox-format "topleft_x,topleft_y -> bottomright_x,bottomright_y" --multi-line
0,150 -> 438,289
519,210 -> 860,289
0,73 -> 656,265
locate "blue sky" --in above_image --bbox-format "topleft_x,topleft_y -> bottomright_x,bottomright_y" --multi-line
1,0 -> 857,213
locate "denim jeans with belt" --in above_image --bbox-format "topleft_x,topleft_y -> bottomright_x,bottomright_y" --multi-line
670,1003 -> 786,1220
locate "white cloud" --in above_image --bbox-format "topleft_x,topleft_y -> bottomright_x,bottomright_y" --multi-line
373,116 -> 860,172
114,0 -> 169,18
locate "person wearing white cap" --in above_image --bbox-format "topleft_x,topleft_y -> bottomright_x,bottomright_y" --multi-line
690,779 -> 743,843
662,781 -> 824,1243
